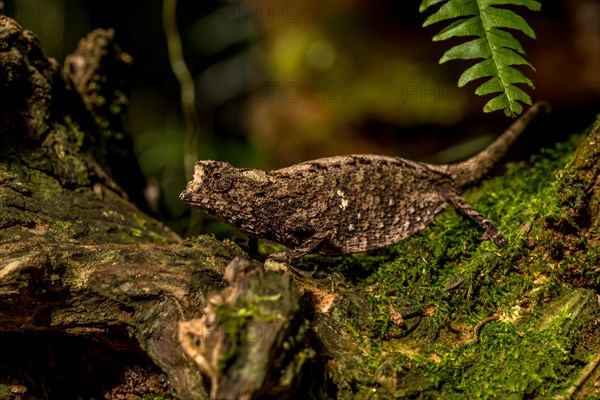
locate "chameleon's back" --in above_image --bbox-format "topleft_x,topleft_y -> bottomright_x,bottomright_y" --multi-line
259,155 -> 451,254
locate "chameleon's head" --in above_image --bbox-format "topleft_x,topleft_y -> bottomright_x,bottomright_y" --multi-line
179,160 -> 267,224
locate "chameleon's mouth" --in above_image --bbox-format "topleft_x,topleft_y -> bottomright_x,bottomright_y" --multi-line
179,173 -> 207,202
179,185 -> 212,209
179,189 -> 191,203
179,188 -> 199,206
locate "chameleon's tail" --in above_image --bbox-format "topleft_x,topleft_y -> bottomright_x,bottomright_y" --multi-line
445,101 -> 550,189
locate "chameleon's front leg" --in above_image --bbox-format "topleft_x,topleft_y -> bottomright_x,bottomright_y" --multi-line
268,229 -> 333,263
443,190 -> 508,247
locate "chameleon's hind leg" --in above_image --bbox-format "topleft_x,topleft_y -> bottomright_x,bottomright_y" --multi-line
268,230 -> 333,264
443,190 -> 507,247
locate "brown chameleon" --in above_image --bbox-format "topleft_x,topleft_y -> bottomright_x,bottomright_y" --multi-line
180,102 -> 548,263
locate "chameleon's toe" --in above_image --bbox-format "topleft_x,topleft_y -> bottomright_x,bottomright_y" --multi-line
482,230 -> 507,247
268,251 -> 291,263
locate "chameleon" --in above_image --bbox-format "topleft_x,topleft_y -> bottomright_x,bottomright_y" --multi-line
180,102 -> 548,263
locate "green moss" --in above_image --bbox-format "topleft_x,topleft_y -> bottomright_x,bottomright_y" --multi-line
210,276 -> 296,372
53,220 -> 76,236
310,130 -> 598,398
109,103 -> 122,115
129,228 -> 142,238
96,95 -> 107,106
420,288 -> 597,398
364,294 -> 393,339
148,231 -> 167,244
87,80 -> 100,91
132,212 -> 147,229
179,234 -> 246,259
63,115 -> 86,150
0,384 -> 12,399
142,392 -> 178,400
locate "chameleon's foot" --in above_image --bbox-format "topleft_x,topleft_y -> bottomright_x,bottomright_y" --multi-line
481,226 -> 507,247
264,257 -> 290,273
444,190 -> 509,248
268,251 -> 294,264
288,265 -> 321,279
265,252 -> 306,275
266,253 -> 327,280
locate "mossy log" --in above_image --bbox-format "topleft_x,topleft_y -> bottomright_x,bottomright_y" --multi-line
1,14 -> 599,400
0,15 -> 239,399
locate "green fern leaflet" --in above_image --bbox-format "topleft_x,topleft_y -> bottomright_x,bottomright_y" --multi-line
420,0 -> 541,117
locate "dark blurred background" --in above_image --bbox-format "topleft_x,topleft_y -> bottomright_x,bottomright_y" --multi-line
4,0 -> 599,236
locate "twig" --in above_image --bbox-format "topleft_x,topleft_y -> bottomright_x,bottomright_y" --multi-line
565,352 -> 600,398
473,316 -> 499,343
162,0 -> 207,179
163,0 -> 210,235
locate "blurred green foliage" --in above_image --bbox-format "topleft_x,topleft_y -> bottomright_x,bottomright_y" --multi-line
5,0 -> 599,237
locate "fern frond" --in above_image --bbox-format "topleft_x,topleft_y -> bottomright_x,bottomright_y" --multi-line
420,0 -> 541,117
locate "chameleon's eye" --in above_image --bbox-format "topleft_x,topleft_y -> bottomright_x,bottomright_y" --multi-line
207,170 -> 235,193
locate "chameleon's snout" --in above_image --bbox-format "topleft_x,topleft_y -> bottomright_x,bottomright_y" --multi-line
179,186 -> 192,203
